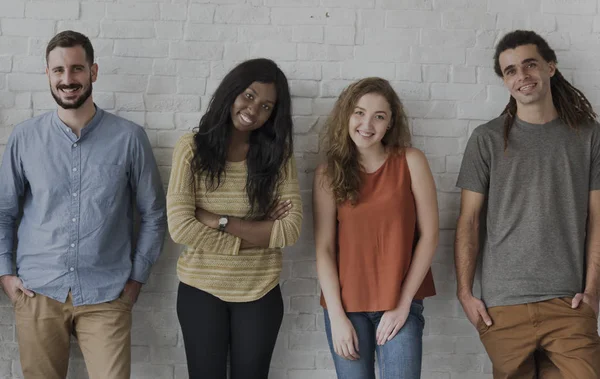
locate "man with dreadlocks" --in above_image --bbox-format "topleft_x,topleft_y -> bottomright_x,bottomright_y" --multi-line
454,30 -> 600,379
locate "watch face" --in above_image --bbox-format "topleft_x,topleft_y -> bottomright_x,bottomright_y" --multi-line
219,217 -> 228,225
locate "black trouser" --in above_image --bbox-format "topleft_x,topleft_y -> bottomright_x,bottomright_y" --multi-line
177,282 -> 284,379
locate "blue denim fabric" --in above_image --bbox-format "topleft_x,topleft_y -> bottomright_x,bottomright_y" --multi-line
0,107 -> 167,305
324,300 -> 425,379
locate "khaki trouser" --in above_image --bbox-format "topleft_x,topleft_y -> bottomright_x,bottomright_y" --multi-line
478,297 -> 600,379
534,350 -> 562,379
13,291 -> 132,379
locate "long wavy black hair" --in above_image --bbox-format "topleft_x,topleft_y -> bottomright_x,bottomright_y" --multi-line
494,30 -> 596,150
192,58 -> 293,217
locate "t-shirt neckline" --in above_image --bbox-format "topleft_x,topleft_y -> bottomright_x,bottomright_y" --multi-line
515,116 -> 562,129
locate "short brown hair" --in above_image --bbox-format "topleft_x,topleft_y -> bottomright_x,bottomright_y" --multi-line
46,30 -> 94,66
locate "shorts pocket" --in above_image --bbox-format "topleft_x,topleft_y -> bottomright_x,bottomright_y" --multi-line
476,317 -> 491,336
110,291 -> 134,311
120,291 -> 134,305
11,290 -> 25,308
559,297 -> 597,319
410,301 -> 425,325
580,301 -> 598,319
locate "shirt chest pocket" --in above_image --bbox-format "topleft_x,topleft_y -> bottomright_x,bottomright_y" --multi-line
86,164 -> 128,207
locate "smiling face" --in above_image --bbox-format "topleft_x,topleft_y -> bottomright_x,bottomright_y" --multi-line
348,92 -> 391,151
230,81 -> 277,133
46,45 -> 97,110
498,44 -> 555,107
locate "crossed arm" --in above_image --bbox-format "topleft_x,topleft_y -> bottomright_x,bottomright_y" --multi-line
167,137 -> 302,254
194,199 -> 293,249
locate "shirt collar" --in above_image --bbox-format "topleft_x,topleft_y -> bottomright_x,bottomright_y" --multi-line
52,105 -> 105,141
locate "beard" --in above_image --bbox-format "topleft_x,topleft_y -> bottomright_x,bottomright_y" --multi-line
51,80 -> 93,110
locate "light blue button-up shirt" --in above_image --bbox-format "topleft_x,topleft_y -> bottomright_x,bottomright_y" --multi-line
0,107 -> 167,306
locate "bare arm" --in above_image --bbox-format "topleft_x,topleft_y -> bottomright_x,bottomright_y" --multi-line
313,164 -> 344,317
455,189 -> 485,297
573,190 -> 600,315
397,148 -> 439,307
455,189 -> 490,326
585,191 -> 600,297
313,163 -> 359,360
375,149 -> 439,345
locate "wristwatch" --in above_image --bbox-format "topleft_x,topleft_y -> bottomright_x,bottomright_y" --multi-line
218,215 -> 229,232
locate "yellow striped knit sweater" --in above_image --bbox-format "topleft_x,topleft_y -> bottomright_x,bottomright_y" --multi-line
167,133 -> 303,302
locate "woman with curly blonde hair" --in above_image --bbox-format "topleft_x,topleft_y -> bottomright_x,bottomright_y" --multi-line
313,77 -> 438,379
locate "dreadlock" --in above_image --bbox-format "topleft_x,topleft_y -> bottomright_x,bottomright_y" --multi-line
494,30 -> 596,150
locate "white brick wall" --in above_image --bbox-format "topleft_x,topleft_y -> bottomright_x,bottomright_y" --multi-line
0,1 -> 599,378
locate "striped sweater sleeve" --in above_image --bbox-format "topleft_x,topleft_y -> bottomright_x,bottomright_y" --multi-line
167,134 -> 241,255
269,155 -> 303,248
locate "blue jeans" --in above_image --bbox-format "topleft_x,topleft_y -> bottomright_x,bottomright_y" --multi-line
324,301 -> 425,379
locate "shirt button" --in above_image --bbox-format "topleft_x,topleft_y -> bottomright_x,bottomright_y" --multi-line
69,267 -> 74,272
72,218 -> 76,222
73,143 -> 78,148
72,168 -> 77,172
71,243 -> 75,248
72,193 -> 77,197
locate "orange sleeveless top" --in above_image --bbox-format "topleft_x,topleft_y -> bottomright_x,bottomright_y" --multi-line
321,151 -> 436,312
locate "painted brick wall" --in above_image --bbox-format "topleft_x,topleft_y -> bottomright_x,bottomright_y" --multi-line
0,0 -> 599,378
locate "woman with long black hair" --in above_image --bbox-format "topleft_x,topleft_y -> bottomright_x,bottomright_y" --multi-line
167,58 -> 302,379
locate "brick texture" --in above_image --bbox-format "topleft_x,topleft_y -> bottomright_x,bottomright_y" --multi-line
0,1 -> 599,378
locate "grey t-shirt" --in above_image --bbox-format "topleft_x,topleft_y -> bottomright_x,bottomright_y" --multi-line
457,115 -> 600,308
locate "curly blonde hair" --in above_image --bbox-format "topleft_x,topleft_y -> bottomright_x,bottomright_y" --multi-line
324,77 -> 411,205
